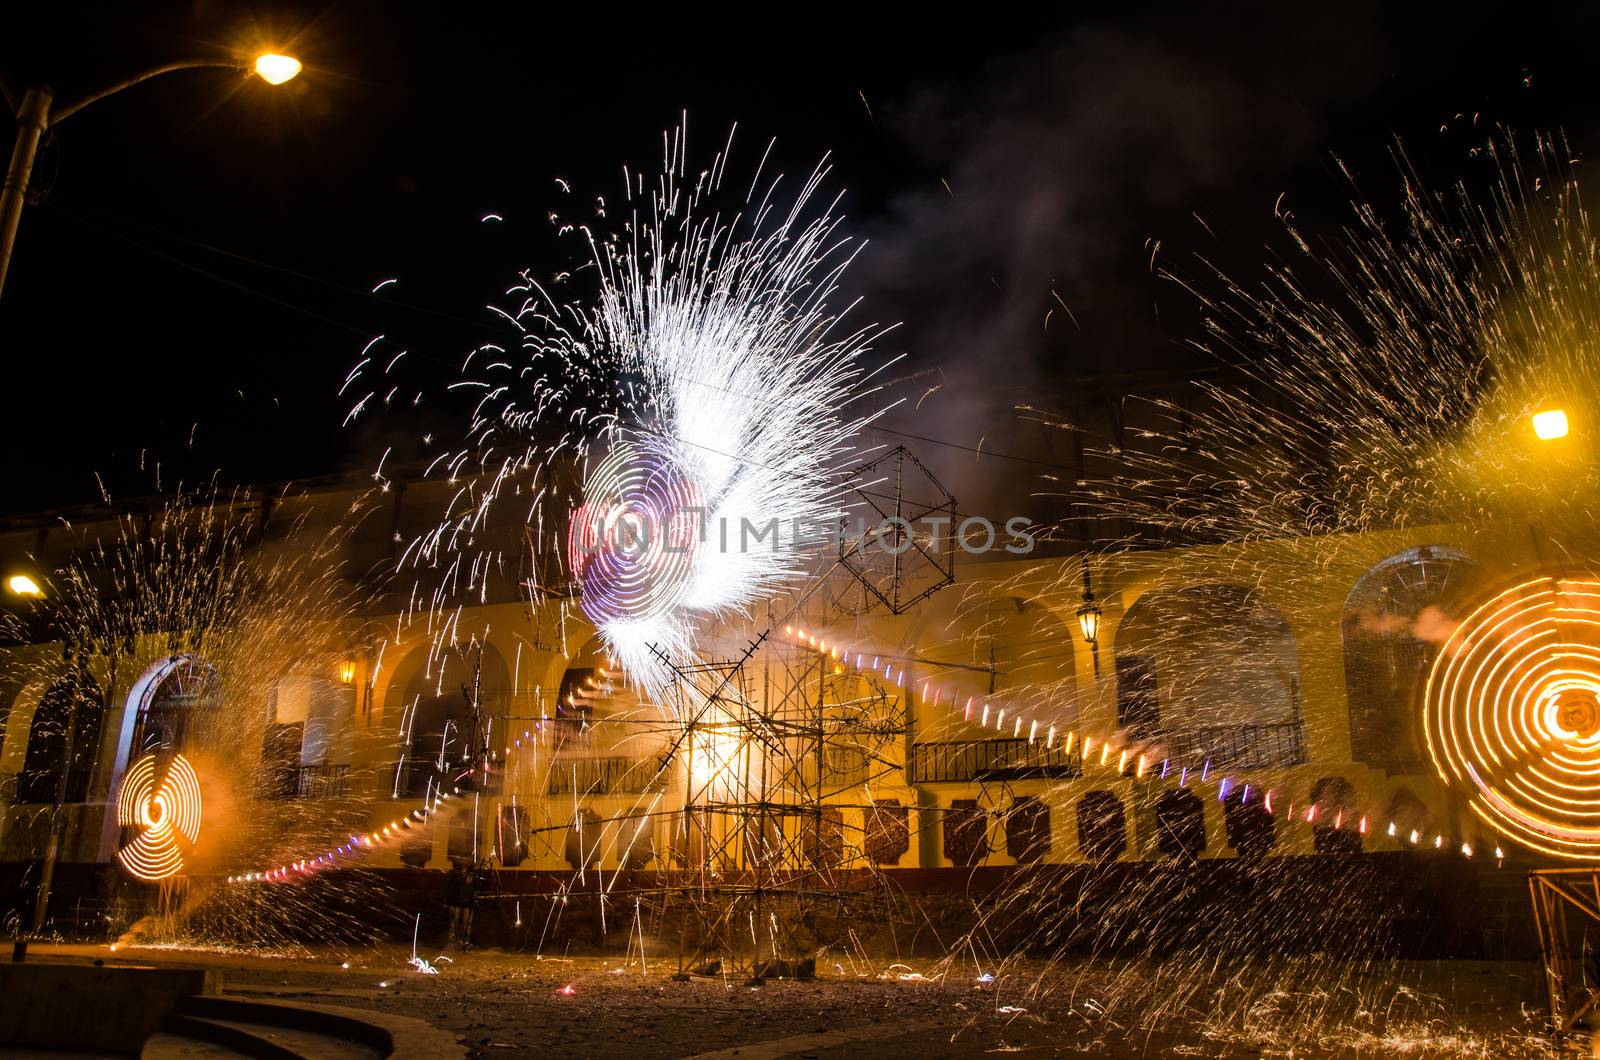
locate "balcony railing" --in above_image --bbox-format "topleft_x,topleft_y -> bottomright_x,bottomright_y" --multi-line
295,763 -> 351,799
546,755 -> 669,796
1164,720 -> 1306,771
909,738 -> 1082,785
258,763 -> 352,801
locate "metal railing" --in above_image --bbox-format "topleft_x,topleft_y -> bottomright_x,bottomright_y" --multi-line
546,754 -> 670,796
1164,720 -> 1306,771
909,738 -> 1082,784
295,763 -> 351,799
256,763 -> 353,801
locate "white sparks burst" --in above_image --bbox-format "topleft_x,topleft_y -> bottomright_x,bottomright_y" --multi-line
388,125 -> 888,693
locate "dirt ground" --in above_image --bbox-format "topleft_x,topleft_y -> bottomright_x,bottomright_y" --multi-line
28,943 -> 1579,1058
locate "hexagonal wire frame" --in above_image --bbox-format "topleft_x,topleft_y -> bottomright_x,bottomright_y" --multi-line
838,446 -> 956,614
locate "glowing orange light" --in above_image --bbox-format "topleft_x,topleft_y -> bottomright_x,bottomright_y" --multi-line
1533,408 -> 1569,440
253,53 -> 303,85
1425,577 -> 1600,860
115,753 -> 202,881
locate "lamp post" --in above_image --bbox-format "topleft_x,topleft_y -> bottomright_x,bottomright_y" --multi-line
0,51 -> 302,297
1075,556 -> 1103,676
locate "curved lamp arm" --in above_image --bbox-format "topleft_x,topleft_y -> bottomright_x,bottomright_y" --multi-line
51,59 -> 245,124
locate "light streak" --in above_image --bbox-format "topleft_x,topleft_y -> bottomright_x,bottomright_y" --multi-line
1424,576 -> 1600,860
115,753 -> 202,882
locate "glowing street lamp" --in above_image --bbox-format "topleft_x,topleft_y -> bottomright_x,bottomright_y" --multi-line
0,48 -> 306,296
1533,408 -> 1570,441
338,660 -> 357,685
6,573 -> 41,597
1076,557 -> 1103,675
1076,597 -> 1102,645
253,53 -> 303,85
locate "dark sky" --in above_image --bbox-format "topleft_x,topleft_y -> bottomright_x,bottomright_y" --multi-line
2,1 -> 1598,518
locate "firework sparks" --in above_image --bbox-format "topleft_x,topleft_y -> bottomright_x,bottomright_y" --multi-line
360,125 -> 889,697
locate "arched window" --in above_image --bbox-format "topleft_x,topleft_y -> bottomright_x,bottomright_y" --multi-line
497,804 -> 529,867
865,800 -> 910,866
564,808 -> 602,869
1005,796 -> 1051,863
1343,546 -> 1481,772
131,655 -> 219,758
804,807 -> 845,869
1223,787 -> 1275,860
448,806 -> 477,863
1310,777 -> 1362,854
1115,585 -> 1303,768
552,636 -> 656,758
1076,791 -> 1127,862
943,799 -> 989,866
17,671 -> 102,805
617,813 -> 654,871
1155,789 -> 1207,859
390,645 -> 508,798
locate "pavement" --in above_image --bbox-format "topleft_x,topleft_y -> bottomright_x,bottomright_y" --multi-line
12,943 -> 1575,1058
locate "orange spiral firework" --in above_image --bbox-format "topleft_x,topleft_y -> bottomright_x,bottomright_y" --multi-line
1425,577 -> 1600,860
115,753 -> 202,881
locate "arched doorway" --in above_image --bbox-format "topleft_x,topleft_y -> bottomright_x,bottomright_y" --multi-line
1076,790 -> 1127,862
1154,789 -> 1207,859
130,655 -> 220,758
1342,546 -> 1481,772
98,653 -> 220,861
389,644 -> 509,798
16,670 -> 103,805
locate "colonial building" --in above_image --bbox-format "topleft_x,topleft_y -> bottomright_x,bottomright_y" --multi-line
0,469 -> 1561,921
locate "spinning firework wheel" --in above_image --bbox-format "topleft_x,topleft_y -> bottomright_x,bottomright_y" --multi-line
114,752 -> 202,881
568,440 -> 702,627
1424,576 -> 1600,861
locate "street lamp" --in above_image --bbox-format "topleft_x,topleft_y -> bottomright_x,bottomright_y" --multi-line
1076,556 -> 1103,676
1533,408 -> 1569,441
6,573 -> 42,597
253,54 -> 303,86
0,49 -> 303,296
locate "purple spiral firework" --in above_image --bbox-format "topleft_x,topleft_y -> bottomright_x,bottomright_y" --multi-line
568,442 -> 703,627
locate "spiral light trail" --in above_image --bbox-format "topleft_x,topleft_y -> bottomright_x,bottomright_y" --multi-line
568,440 -> 703,628
115,752 -> 203,881
1425,577 -> 1600,860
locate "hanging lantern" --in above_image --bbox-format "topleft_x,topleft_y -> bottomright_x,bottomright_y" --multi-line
1075,598 -> 1102,645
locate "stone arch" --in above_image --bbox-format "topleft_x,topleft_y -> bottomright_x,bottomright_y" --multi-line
1076,790 -> 1127,862
387,642 -> 510,798
1223,787 -> 1276,860
943,799 -> 989,867
1154,788 -> 1207,859
1004,796 -> 1051,863
1342,545 -> 1483,772
15,670 -> 102,805
126,654 -> 220,760
98,653 -> 219,860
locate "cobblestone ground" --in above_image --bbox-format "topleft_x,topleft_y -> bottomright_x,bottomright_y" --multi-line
34,944 -> 1572,1057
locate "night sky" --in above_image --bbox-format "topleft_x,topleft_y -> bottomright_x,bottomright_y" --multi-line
2,2 -> 1598,519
